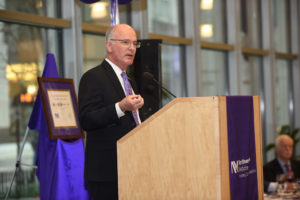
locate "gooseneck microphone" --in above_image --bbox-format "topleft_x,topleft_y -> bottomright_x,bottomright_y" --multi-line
143,72 -> 177,98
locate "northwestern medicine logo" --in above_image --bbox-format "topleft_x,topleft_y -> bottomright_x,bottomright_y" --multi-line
231,157 -> 251,174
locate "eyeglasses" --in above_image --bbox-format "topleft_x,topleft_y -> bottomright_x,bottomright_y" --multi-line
110,39 -> 141,48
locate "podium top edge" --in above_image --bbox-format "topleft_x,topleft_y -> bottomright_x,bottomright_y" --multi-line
170,96 -> 260,100
117,96 -> 260,144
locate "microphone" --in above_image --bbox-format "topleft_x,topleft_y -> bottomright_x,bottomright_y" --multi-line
143,72 -> 177,98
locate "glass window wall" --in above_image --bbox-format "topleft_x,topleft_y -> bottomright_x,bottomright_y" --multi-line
200,50 -> 227,96
2,0 -> 58,18
240,56 -> 262,95
82,34 -> 106,73
273,0 -> 288,52
240,0 -> 262,48
273,0 -> 292,129
239,0 -> 263,96
148,0 -> 185,105
148,0 -> 183,37
0,22 -> 60,198
161,44 -> 184,105
275,59 -> 291,127
199,0 -> 226,43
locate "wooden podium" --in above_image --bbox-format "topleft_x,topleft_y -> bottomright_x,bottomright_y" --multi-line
117,97 -> 263,199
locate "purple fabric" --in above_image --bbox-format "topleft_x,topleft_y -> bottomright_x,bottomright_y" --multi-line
118,0 -> 132,4
28,54 -> 89,200
80,0 -> 131,4
80,0 -> 100,4
110,0 -> 118,26
121,72 -> 140,125
226,96 -> 258,200
28,54 -> 59,130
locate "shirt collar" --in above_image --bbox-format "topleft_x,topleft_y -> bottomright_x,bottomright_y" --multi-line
277,157 -> 290,165
105,58 -> 126,94
105,58 -> 124,75
277,157 -> 291,173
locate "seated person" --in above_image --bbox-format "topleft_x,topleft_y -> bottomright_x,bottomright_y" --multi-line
263,134 -> 300,193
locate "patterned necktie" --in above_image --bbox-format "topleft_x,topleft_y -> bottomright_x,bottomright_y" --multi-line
121,72 -> 140,126
284,163 -> 294,180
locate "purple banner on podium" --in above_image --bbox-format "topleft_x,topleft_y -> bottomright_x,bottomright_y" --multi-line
226,96 -> 258,200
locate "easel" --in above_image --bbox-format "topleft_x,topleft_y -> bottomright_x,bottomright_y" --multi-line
5,126 -> 37,200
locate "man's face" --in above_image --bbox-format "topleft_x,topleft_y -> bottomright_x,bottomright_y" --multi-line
275,137 -> 293,162
106,25 -> 137,71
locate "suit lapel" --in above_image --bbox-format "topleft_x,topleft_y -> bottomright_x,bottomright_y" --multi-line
275,159 -> 284,174
102,60 -> 126,100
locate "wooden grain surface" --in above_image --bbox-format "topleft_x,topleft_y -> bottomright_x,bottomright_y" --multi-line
117,97 -> 263,199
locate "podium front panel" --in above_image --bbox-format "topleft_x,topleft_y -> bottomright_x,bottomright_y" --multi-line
117,97 -> 263,199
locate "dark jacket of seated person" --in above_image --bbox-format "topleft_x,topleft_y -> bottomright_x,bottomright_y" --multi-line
263,134 -> 300,193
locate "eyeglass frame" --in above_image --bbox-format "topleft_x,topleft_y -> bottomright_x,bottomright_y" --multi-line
109,39 -> 141,48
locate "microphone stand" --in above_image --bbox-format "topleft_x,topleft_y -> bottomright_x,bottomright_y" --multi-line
151,78 -> 177,98
144,72 -> 177,98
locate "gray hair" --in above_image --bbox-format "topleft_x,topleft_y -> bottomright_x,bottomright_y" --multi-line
105,26 -> 115,41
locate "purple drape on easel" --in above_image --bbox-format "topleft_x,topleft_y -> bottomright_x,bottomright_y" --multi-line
28,54 -> 89,200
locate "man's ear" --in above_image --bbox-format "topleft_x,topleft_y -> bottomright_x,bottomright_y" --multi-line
106,41 -> 112,53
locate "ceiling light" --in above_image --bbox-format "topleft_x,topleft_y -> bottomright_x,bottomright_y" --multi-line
201,0 -> 213,10
200,24 -> 213,38
90,2 -> 108,19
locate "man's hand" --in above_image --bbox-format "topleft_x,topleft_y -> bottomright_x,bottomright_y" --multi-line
119,94 -> 144,112
284,182 -> 297,192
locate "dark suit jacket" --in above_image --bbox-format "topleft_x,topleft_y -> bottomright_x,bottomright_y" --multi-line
263,158 -> 300,192
78,60 -> 142,182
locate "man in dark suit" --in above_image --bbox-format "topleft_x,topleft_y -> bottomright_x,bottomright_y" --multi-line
78,24 -> 144,199
263,134 -> 300,193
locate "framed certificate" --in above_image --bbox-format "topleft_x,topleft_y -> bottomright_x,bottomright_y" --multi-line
38,77 -> 84,140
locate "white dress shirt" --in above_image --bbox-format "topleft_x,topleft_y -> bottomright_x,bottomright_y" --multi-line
105,58 -> 141,124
